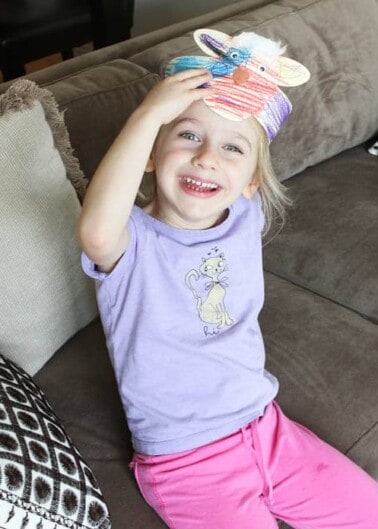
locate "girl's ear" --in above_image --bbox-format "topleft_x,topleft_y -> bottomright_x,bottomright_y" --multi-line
145,156 -> 155,173
242,173 -> 260,199
145,153 -> 155,173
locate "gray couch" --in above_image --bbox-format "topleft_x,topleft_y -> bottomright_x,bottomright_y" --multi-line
1,0 -> 377,527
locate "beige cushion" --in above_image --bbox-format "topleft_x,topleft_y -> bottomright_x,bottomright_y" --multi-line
0,80 -> 98,376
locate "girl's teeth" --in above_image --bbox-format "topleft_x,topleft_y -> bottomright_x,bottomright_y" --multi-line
183,177 -> 218,190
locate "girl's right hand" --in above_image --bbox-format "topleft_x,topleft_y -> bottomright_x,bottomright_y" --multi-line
138,69 -> 213,126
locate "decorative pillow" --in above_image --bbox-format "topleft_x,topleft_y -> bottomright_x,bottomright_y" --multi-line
0,80 -> 98,376
0,354 -> 111,528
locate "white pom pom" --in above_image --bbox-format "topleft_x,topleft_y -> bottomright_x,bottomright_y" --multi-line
233,31 -> 286,58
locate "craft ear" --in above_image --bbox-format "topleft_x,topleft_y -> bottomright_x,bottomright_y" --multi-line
193,28 -> 231,58
274,56 -> 311,87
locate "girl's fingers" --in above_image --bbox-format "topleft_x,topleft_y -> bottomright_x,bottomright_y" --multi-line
143,69 -> 214,123
192,86 -> 214,100
169,68 -> 210,81
176,71 -> 213,94
167,70 -> 212,89
186,76 -> 213,91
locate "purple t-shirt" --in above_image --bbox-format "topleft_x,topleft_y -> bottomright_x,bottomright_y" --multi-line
82,194 -> 278,455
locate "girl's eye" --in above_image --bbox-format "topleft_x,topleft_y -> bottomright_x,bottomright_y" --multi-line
179,132 -> 200,142
224,144 -> 243,154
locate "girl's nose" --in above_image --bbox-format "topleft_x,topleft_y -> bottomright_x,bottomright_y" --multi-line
192,144 -> 217,170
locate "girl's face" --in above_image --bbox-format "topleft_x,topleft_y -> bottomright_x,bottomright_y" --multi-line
145,100 -> 260,230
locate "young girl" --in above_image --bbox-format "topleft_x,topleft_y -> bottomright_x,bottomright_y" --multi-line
79,29 -> 378,529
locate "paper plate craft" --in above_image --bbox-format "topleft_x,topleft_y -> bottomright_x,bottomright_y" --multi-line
166,29 -> 311,141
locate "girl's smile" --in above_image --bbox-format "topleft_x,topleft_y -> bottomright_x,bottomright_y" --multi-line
179,175 -> 221,197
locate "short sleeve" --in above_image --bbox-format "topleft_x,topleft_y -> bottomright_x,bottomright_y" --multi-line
81,251 -> 107,280
81,212 -> 139,282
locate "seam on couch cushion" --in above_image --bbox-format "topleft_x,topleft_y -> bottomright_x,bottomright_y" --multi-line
128,0 -> 322,66
346,421 -> 378,455
263,268 -> 378,325
345,422 -> 378,478
57,72 -> 160,107
0,57 -> 156,95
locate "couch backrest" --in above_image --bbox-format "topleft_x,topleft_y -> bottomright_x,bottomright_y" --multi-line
130,0 -> 378,181
0,0 -> 277,181
2,0 -> 376,183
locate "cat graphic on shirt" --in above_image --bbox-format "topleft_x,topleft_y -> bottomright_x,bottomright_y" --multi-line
185,253 -> 233,330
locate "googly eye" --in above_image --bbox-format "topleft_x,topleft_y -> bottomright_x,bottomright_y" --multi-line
258,65 -> 266,72
231,52 -> 239,59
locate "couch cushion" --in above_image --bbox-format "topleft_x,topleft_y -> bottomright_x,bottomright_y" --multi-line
34,319 -> 145,528
260,273 -> 378,477
130,0 -> 378,182
34,272 -> 378,527
263,143 -> 378,323
35,320 -> 130,463
40,60 -> 160,181
347,423 -> 378,480
0,354 -> 111,529
0,80 -> 97,376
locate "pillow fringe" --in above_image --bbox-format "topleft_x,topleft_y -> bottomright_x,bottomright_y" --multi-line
0,79 -> 87,201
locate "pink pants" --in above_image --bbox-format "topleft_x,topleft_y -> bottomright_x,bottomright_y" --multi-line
131,402 -> 378,528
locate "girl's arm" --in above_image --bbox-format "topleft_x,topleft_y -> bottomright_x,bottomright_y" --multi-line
78,69 -> 212,272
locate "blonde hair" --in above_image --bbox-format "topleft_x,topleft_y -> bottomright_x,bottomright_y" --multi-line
253,120 -> 292,242
136,120 -> 291,241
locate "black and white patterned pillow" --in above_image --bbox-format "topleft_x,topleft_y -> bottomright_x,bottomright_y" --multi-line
0,355 -> 111,529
